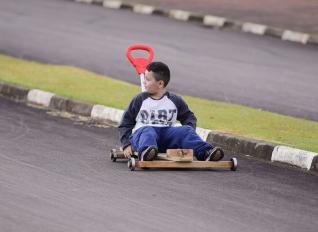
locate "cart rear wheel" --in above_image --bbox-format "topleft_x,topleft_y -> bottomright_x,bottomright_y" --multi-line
110,149 -> 117,162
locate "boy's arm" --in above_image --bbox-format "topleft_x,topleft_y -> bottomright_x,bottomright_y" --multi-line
175,96 -> 197,129
118,112 -> 135,149
118,94 -> 143,149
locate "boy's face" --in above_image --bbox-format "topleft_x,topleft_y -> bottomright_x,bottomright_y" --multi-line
144,70 -> 164,94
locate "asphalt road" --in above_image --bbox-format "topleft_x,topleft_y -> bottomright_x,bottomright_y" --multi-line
131,0 -> 318,35
0,0 -> 318,121
1,96 -> 318,232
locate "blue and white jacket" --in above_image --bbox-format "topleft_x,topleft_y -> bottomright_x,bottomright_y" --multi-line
118,91 -> 197,149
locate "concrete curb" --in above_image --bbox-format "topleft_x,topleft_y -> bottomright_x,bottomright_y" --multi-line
1,82 -> 317,173
207,131 -> 276,161
50,95 -> 93,116
0,84 -> 29,100
72,0 -> 318,46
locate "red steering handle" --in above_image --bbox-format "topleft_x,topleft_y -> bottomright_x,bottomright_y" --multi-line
126,44 -> 154,75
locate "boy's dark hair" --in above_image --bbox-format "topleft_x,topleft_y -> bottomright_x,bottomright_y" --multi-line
146,61 -> 170,87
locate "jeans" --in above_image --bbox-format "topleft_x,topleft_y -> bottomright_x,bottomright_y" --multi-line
130,126 -> 213,160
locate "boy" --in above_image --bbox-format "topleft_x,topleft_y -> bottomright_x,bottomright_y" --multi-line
118,61 -> 224,161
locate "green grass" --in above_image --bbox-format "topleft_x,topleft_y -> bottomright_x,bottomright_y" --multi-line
1,54 -> 318,152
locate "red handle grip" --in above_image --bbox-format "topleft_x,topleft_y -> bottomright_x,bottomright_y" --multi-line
126,44 -> 154,75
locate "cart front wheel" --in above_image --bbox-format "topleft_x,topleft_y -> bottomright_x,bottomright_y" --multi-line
231,158 -> 238,171
128,158 -> 136,171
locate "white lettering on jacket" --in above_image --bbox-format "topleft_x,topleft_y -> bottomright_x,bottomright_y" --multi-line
134,96 -> 178,131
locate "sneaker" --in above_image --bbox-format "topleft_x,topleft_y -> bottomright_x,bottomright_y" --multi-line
204,147 -> 224,161
140,146 -> 158,161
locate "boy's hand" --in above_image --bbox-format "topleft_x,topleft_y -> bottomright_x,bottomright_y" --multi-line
123,145 -> 133,158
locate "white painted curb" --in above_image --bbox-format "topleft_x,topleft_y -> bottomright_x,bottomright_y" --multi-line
203,15 -> 226,28
272,146 -> 318,170
169,10 -> 191,21
242,23 -> 267,35
196,127 -> 211,141
282,30 -> 310,44
91,104 -> 124,122
27,89 -> 55,107
133,4 -> 154,15
75,0 -> 93,3
103,0 -> 122,9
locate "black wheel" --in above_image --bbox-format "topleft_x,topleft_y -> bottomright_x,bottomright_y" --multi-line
231,157 -> 238,171
128,158 -> 136,171
110,149 -> 117,162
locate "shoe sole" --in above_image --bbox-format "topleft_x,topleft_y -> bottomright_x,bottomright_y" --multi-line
207,147 -> 224,161
210,150 -> 224,161
142,148 -> 157,161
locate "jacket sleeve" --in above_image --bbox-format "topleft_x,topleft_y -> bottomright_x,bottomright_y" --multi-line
118,94 -> 143,149
175,95 -> 197,129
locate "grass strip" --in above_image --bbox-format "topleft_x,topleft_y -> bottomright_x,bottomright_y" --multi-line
1,54 -> 317,152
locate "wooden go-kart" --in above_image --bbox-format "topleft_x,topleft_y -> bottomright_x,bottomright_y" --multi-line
110,148 -> 238,171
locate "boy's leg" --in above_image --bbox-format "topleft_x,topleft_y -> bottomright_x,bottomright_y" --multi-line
160,126 -> 223,161
130,126 -> 159,160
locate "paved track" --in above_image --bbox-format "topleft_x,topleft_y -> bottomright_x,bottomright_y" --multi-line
131,0 -> 318,35
0,0 -> 318,120
1,96 -> 318,232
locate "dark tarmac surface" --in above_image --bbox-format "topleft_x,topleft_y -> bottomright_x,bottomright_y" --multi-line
0,0 -> 318,121
1,96 -> 318,232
